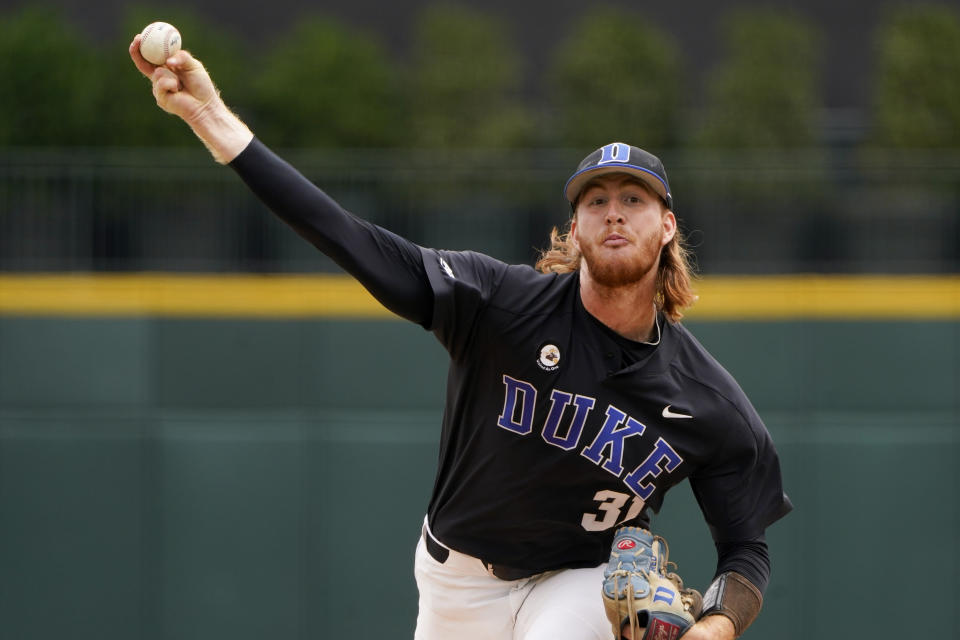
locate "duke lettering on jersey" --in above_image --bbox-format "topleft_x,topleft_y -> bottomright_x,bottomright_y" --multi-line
582,406 -> 646,476
496,375 -> 685,500
624,437 -> 683,500
541,390 -> 595,450
497,376 -> 537,435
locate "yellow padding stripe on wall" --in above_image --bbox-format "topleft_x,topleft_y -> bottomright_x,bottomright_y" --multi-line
0,274 -> 389,318
690,275 -> 960,319
0,274 -> 958,319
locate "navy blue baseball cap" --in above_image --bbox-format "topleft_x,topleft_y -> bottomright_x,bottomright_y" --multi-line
563,142 -> 673,210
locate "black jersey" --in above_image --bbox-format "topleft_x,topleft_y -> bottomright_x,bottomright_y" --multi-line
420,250 -> 791,572
230,138 -> 792,581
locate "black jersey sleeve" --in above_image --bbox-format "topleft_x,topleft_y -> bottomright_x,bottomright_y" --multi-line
689,403 -> 792,544
229,138 -> 432,326
417,249 -> 513,358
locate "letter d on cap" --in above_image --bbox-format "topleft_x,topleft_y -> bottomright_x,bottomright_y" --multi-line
599,142 -> 631,164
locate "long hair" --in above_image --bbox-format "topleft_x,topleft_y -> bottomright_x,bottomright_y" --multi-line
535,216 -> 698,322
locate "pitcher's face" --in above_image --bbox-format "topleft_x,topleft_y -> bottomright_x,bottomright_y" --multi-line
571,173 -> 676,288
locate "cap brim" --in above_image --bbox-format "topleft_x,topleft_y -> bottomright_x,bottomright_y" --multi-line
563,164 -> 671,208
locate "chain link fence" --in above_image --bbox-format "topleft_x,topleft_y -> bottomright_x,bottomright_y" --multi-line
1,146 -> 958,274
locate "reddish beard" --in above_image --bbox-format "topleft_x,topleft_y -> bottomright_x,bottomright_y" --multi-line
579,227 -> 663,288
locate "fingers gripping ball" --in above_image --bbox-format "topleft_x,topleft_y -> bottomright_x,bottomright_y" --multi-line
602,527 -> 702,640
139,22 -> 181,65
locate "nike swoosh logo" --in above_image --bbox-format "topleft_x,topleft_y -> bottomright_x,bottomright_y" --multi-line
662,405 -> 693,419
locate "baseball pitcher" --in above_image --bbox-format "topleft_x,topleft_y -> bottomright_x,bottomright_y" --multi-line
130,36 -> 792,640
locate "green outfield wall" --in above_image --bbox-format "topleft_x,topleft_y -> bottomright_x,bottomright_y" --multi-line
0,277 -> 957,639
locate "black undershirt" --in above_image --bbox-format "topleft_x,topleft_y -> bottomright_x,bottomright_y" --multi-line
229,136 -> 772,594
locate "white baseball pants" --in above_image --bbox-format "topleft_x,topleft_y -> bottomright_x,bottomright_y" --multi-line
413,524 -> 613,640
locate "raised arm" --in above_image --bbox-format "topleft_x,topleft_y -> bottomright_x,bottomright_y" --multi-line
128,36 -> 433,325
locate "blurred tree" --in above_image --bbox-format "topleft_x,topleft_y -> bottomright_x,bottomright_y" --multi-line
94,6 -> 254,147
407,4 -> 534,148
548,7 -> 682,150
249,17 -> 403,148
697,9 -> 822,148
0,6 -> 101,145
871,4 -> 960,148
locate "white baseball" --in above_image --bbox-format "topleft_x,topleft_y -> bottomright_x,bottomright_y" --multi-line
139,22 -> 182,66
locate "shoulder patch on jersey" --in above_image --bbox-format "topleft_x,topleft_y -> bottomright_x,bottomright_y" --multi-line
537,343 -> 561,371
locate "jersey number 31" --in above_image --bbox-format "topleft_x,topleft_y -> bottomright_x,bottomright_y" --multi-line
581,489 -> 645,532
